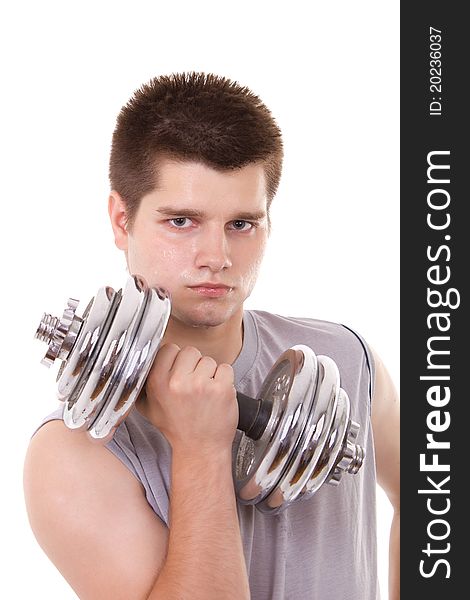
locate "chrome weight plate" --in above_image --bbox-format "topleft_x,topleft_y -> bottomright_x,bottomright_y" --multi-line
62,276 -> 148,431
257,354 -> 341,513
234,345 -> 319,505
88,281 -> 170,441
300,387 -> 351,499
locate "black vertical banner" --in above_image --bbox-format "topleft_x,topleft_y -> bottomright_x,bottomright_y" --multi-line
401,3 -> 467,597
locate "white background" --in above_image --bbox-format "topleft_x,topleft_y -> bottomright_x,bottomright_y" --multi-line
0,1 -> 399,598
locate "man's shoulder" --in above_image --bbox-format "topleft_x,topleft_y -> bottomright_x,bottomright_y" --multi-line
29,405 -> 172,526
24,418 -> 141,527
26,417 -> 140,487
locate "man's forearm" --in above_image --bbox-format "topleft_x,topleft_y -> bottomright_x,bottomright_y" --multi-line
148,447 -> 250,600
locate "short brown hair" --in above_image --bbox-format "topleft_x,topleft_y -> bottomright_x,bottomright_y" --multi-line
109,72 -> 283,227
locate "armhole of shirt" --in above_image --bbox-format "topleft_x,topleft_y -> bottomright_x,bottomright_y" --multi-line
340,324 -> 375,404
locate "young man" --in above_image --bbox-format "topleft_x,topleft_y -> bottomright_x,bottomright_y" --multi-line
24,72 -> 400,600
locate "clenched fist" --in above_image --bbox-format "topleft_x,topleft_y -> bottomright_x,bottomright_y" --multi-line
142,343 -> 239,453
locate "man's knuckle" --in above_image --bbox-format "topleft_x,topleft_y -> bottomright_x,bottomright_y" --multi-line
182,346 -> 202,359
200,355 -> 217,369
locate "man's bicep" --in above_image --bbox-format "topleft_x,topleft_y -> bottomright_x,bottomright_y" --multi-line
24,420 -> 169,600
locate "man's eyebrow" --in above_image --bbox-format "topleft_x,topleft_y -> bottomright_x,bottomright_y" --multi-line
234,211 -> 267,221
155,207 -> 205,218
155,206 -> 267,220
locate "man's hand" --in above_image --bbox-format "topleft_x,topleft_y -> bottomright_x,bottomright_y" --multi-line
144,343 -> 239,452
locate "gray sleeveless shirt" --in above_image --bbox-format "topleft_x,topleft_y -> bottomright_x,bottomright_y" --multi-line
39,310 -> 379,600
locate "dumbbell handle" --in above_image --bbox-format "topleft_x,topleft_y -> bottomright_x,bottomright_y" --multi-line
236,392 -> 273,441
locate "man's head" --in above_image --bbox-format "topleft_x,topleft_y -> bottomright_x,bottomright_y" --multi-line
109,72 -> 283,229
109,73 -> 283,332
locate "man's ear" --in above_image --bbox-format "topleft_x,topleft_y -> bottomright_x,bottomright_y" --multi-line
108,191 -> 129,251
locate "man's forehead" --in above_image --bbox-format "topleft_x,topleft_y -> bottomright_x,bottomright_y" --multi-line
145,159 -> 269,215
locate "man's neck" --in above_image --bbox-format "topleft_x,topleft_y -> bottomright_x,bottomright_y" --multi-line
161,311 -> 244,366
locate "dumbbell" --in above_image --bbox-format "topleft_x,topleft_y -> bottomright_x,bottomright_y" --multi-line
35,275 -> 365,514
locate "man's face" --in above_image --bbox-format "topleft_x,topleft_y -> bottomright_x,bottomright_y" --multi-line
110,160 -> 269,329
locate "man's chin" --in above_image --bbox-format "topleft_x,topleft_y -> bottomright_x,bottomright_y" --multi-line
170,304 -> 240,330
173,314 -> 229,329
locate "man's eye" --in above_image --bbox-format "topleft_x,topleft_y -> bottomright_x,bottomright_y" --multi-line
169,217 -> 192,228
231,220 -> 253,231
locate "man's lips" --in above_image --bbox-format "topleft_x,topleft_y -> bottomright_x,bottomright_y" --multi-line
188,283 -> 232,298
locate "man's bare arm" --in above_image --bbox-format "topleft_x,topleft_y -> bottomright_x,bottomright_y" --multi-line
24,420 -> 168,599
370,348 -> 400,600
24,344 -> 250,600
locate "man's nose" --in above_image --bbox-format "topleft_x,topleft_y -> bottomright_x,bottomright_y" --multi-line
194,227 -> 232,272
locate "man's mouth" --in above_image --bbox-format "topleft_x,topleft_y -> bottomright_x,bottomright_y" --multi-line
188,283 -> 232,298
